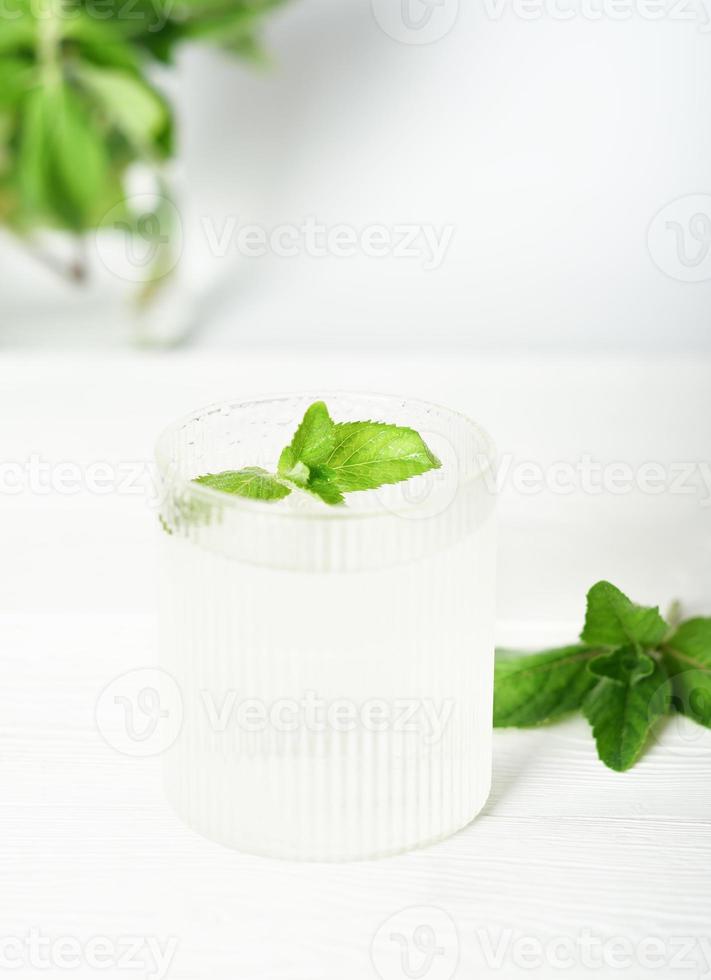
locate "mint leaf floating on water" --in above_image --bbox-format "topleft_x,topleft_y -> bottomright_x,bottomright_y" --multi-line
580,580 -> 668,648
325,421 -> 441,493
277,405 -> 441,500
305,465 -> 345,506
277,402 -> 345,503
195,467 -> 291,501
494,645 -> 600,727
494,580 -> 711,772
662,618 -> 711,727
190,401 -> 440,506
278,401 -> 336,484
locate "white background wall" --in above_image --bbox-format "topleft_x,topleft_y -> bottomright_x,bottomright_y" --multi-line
1,0 -> 709,350
177,0 -> 711,350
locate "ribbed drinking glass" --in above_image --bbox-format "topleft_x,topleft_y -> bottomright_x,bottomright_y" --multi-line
156,393 -> 496,860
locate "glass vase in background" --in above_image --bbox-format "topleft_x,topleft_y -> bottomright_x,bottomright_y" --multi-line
156,393 -> 497,861
0,163 -> 196,350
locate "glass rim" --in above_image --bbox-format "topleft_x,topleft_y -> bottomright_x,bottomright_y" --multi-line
155,391 -> 497,522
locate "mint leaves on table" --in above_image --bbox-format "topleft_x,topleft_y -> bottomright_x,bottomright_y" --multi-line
495,581 -> 711,771
194,400 -> 441,507
493,645 -> 599,727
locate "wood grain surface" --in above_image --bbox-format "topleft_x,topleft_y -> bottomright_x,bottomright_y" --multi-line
1,353 -> 709,979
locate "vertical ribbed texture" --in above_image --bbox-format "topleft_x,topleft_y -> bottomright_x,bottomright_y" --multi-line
158,394 -> 496,861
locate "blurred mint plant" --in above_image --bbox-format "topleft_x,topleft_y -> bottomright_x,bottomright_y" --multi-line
0,0 -> 284,282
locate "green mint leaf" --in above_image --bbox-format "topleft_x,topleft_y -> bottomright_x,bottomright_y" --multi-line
494,586 -> 711,773
305,465 -> 345,506
662,618 -> 711,728
275,402 -> 440,505
76,65 -> 172,158
0,58 -> 33,110
323,421 -> 441,494
279,401 -> 336,471
190,400 -> 442,509
4,0 -> 286,239
493,645 -> 600,727
282,402 -> 336,466
583,658 -> 671,771
17,87 -> 53,223
580,581 -> 668,649
62,19 -> 143,74
19,83 -> 111,232
277,449 -> 309,487
588,646 -> 656,686
0,18 -> 35,56
194,467 -> 290,501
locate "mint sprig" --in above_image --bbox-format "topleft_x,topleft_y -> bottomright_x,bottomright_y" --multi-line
495,581 -> 711,771
193,400 -> 441,506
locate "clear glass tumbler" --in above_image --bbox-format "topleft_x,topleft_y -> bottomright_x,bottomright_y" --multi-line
156,393 -> 496,860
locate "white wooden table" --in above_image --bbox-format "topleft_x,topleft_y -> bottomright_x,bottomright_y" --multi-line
2,352 -> 710,979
